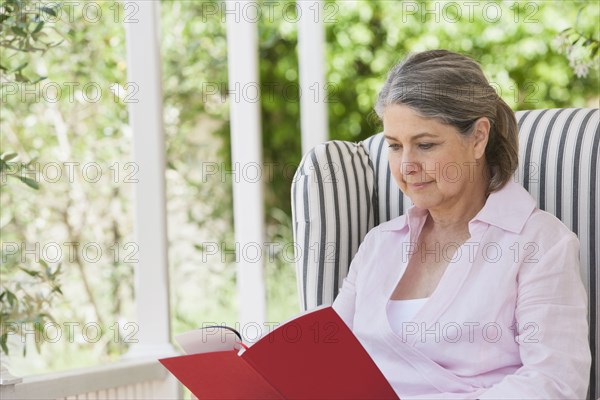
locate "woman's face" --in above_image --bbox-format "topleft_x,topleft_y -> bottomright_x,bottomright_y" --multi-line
383,104 -> 488,213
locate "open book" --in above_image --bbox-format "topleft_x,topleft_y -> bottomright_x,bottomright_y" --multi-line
159,306 -> 399,399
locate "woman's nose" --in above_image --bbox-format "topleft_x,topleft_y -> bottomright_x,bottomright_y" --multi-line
401,161 -> 419,176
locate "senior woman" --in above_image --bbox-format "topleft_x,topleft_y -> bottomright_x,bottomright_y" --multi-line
332,50 -> 591,399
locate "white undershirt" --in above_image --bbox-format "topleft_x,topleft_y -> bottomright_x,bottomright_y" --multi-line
386,298 -> 429,333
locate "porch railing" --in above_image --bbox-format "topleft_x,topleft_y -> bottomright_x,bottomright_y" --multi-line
0,357 -> 181,400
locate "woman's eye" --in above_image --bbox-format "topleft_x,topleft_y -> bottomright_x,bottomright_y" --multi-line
418,143 -> 435,150
388,144 -> 402,151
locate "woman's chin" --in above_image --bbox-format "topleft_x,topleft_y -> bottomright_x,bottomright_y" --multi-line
406,194 -> 440,210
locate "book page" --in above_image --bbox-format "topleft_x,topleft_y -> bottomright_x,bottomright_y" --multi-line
176,326 -> 242,354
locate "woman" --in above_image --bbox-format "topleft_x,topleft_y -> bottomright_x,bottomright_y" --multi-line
332,50 -> 591,399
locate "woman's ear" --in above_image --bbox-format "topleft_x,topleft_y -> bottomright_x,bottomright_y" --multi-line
472,117 -> 490,160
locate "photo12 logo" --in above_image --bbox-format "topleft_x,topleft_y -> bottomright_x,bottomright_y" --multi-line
1,321 -> 139,345
1,242 -> 139,265
15,2 -> 140,24
0,161 -> 139,185
199,1 -> 339,24
199,320 -> 341,345
201,81 -> 339,104
399,1 -> 540,24
1,81 -> 139,104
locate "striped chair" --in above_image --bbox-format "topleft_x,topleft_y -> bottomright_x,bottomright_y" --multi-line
291,108 -> 599,398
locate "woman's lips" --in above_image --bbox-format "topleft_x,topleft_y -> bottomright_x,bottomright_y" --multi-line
407,181 -> 432,189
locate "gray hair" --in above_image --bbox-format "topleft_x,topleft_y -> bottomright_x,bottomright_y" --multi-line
375,49 -> 518,193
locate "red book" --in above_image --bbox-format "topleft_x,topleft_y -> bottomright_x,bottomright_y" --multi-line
159,306 -> 399,399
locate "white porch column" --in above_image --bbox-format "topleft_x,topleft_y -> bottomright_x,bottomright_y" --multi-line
225,1 -> 267,329
123,1 -> 174,357
297,0 -> 329,154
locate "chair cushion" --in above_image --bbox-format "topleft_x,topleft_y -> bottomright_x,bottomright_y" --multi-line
514,108 -> 599,400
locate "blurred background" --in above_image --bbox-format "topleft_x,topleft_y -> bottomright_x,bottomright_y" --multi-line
1,0 -> 598,378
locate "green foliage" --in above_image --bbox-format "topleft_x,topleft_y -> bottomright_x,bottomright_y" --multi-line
0,0 -> 64,83
0,257 -> 62,356
1,0 -> 133,371
0,151 -> 39,189
553,1 -> 600,79
0,0 -> 65,359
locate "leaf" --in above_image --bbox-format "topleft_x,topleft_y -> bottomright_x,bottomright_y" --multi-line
19,267 -> 40,277
14,72 -> 29,83
11,62 -> 27,72
40,7 -> 58,17
34,320 -> 45,332
1,153 -> 18,161
32,21 -> 44,34
11,26 -> 25,36
16,175 -> 39,189
6,291 -> 17,307
26,157 -> 38,167
0,334 -> 9,356
45,262 -> 61,281
575,6 -> 585,28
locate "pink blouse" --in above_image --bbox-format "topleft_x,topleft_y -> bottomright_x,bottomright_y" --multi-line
332,180 -> 591,399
